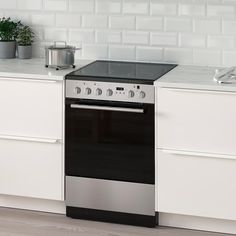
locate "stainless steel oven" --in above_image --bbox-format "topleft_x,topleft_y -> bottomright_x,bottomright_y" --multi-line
65,80 -> 156,227
65,60 -> 177,227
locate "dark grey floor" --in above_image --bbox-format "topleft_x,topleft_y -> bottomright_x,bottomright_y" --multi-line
0,207 -> 231,236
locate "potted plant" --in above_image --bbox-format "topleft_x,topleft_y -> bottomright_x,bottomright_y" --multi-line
17,25 -> 34,59
0,17 -> 21,59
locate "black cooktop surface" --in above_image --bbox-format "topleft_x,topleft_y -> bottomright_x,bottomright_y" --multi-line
66,60 -> 177,84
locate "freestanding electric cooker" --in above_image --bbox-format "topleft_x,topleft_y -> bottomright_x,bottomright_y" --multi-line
65,60 -> 177,227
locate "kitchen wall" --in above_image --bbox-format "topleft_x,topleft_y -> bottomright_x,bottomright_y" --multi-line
2,0 -> 236,66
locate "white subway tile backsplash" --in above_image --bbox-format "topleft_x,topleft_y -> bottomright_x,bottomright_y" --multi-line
194,19 -> 221,34
151,32 -> 178,46
6,0 -> 236,66
123,0 -> 149,15
69,29 -> 95,43
222,0 -> 236,3
179,34 -> 206,48
208,35 -> 235,49
73,42 -> 82,59
31,27 -> 44,42
207,5 -> 235,18
17,0 -> 42,10
44,0 -> 67,11
96,0 -> 121,14
223,51 -> 236,66
56,14 -> 81,28
82,15 -> 108,28
4,11 -> 30,24
69,0 -> 94,13
109,45 -> 136,60
136,17 -> 163,31
179,4 -> 205,17
109,16 -> 135,29
44,28 -> 67,41
96,30 -> 121,43
164,48 -> 193,64
208,0 -> 222,3
0,0 -> 17,9
151,1 -> 177,16
136,46 -> 163,62
123,31 -> 149,45
193,49 -> 221,66
82,44 -> 108,59
223,21 -> 236,34
165,18 -> 192,32
31,14 -> 55,27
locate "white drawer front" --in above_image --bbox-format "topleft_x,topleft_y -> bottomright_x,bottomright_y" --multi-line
0,79 -> 63,139
157,87 -> 236,155
157,148 -> 236,221
0,139 -> 63,201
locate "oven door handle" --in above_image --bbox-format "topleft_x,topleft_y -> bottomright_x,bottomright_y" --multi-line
70,104 -> 144,113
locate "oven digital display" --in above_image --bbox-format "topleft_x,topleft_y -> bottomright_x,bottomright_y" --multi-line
116,87 -> 124,91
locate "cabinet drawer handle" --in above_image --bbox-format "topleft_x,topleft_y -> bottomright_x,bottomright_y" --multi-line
162,149 -> 236,161
164,88 -> 236,95
0,77 -> 58,83
0,134 -> 61,144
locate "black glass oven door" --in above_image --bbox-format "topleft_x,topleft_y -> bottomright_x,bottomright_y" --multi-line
65,99 -> 154,184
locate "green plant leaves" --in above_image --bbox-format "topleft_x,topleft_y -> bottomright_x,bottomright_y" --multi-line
0,17 -> 21,41
17,25 -> 34,46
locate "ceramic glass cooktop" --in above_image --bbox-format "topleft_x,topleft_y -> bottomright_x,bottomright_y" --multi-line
66,60 -> 177,84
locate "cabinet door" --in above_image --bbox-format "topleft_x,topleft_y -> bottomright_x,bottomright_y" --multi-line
0,78 -> 62,139
0,138 -> 63,201
157,149 -> 236,221
157,87 -> 236,155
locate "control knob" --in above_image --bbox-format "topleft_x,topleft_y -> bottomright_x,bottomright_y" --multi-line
96,88 -> 102,96
85,87 -> 92,95
139,91 -> 146,99
106,89 -> 113,96
74,87 -> 81,94
128,90 -> 135,98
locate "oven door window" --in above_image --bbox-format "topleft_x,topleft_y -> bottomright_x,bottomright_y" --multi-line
65,99 -> 154,184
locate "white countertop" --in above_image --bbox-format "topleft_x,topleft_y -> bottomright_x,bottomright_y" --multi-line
155,65 -> 236,92
1,60 -> 236,92
0,58 -> 92,81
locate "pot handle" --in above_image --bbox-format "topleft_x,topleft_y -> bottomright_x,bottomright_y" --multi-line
54,41 -> 67,47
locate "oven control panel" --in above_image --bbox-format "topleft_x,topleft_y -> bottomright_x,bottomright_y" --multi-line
66,80 -> 155,104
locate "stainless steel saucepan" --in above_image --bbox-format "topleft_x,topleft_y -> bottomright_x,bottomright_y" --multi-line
45,41 -> 80,70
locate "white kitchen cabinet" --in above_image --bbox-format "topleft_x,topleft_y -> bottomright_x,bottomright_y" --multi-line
0,77 -> 64,201
156,86 -> 236,221
157,149 -> 236,221
0,139 -> 63,200
157,87 -> 236,155
0,78 -> 62,139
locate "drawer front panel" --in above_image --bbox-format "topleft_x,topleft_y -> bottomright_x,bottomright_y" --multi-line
157,148 -> 236,220
0,79 -> 63,139
157,88 -> 236,155
0,139 -> 63,200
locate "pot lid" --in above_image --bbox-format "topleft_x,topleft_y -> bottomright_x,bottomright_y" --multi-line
47,41 -> 75,50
